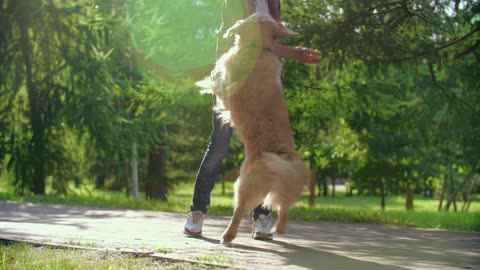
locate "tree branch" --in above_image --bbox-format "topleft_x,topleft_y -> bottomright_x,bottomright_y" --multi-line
444,168 -> 476,211
428,62 -> 447,94
383,24 -> 480,62
428,63 -> 476,112
455,37 -> 480,59
39,62 -> 68,86
340,1 -> 404,27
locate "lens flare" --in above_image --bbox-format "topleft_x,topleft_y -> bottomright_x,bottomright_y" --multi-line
126,0 -> 222,79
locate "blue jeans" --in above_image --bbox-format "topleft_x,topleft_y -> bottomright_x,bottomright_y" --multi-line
190,100 -> 270,219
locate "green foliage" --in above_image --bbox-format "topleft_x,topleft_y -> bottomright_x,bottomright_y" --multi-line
279,0 -> 480,208
2,0 -> 126,194
0,0 -> 214,196
1,182 -> 478,231
126,0 -> 222,73
0,242 -> 214,270
0,0 -> 478,213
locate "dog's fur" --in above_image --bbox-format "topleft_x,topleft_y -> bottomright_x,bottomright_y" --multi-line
196,13 -> 309,244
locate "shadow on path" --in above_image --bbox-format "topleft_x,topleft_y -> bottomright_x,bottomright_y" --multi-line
1,201 -> 479,270
195,235 -> 405,269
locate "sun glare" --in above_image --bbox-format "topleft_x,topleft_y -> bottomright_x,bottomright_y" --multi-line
126,1 -> 222,78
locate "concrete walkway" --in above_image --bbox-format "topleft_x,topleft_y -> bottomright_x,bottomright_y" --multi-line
0,201 -> 478,269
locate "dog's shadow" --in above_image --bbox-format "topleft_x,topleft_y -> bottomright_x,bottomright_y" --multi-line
194,236 -> 389,270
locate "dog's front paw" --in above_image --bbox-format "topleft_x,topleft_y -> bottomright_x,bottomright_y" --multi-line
272,225 -> 286,234
220,230 -> 237,244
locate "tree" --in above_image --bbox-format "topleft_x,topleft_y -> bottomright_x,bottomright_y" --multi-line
2,0 -> 120,194
1,0 -> 478,203
1,0 -> 159,195
280,0 -> 479,208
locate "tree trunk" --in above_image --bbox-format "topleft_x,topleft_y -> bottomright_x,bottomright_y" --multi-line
131,142 -> 139,198
346,183 -> 353,196
461,175 -> 477,212
110,165 -> 122,191
308,171 -> 316,206
370,182 -> 376,196
145,145 -> 168,201
444,169 -> 475,211
124,162 -> 131,197
322,176 -> 328,196
405,186 -> 414,210
446,173 -> 457,211
380,178 -> 386,211
331,176 -> 336,198
95,170 -> 106,189
385,177 -> 391,194
438,175 -> 446,211
308,157 -> 316,206
18,1 -> 46,194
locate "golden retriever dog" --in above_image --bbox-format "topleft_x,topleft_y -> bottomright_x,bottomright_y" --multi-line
196,13 -> 309,244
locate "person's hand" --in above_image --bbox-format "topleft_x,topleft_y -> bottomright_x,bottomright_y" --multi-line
293,47 -> 321,64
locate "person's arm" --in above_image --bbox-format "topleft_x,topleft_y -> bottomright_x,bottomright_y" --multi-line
273,44 -> 321,64
258,0 -> 320,63
219,0 -> 321,63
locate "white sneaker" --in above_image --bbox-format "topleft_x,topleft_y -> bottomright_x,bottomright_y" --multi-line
252,214 -> 273,240
184,211 -> 205,236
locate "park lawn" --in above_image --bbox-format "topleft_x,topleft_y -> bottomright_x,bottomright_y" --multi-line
200,182 -> 480,232
0,180 -> 479,232
0,242 -> 218,270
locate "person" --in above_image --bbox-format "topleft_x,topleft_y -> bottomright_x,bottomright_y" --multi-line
184,0 -> 321,240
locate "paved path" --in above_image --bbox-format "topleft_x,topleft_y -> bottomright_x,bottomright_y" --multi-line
0,201 -> 478,269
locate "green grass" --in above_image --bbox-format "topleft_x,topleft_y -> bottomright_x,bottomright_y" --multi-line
291,189 -> 480,231
1,180 -> 479,232
0,242 -> 220,270
194,253 -> 234,264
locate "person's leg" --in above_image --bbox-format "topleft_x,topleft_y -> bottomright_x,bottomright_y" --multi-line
190,107 -> 233,214
252,204 -> 270,220
185,106 -> 232,236
252,204 -> 273,240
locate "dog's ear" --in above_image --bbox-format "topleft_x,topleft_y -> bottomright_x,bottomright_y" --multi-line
271,22 -> 298,40
224,13 -> 297,40
223,19 -> 245,39
224,13 -> 267,39
257,14 -> 297,40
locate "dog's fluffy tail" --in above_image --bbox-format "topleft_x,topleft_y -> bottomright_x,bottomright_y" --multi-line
261,153 -> 309,211
196,76 -> 232,125
195,78 -> 215,95
235,152 -> 308,211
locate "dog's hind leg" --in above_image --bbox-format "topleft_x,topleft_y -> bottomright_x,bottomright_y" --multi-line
220,201 -> 245,244
221,161 -> 269,244
221,174 -> 247,244
273,205 -> 289,234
